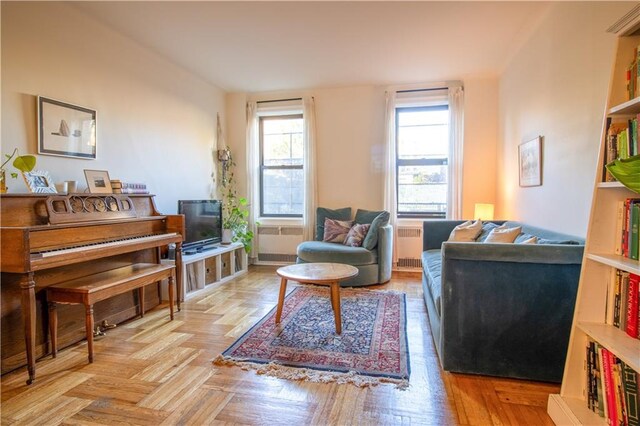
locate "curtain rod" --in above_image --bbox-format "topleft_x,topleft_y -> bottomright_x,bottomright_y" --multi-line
256,97 -> 302,104
396,87 -> 448,94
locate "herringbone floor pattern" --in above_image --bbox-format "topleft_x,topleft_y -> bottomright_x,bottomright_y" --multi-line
1,266 -> 558,425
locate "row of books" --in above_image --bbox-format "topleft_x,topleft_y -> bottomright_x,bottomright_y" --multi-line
610,269 -> 640,340
626,44 -> 640,100
586,340 -> 639,426
604,119 -> 640,182
616,199 -> 640,261
110,179 -> 149,194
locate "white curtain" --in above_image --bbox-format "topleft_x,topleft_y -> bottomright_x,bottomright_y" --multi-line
245,101 -> 259,263
447,85 -> 464,219
302,97 -> 318,242
383,91 -> 399,268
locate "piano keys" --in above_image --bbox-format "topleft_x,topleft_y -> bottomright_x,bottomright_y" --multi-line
0,193 -> 184,384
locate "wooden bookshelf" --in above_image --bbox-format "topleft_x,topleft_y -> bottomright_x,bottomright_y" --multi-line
547,8 -> 640,425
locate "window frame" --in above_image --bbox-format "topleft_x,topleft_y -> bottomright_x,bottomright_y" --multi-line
259,113 -> 304,218
395,105 -> 449,219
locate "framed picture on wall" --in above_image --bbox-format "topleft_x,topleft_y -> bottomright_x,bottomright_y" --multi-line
518,136 -> 542,187
84,169 -> 112,194
38,96 -> 97,159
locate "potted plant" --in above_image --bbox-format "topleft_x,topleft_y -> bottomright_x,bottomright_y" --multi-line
219,147 -> 255,253
1,148 -> 36,193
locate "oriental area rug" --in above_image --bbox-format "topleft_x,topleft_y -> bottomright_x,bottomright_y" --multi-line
213,286 -> 410,389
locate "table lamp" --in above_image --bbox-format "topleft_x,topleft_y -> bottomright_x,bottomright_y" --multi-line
474,203 -> 494,221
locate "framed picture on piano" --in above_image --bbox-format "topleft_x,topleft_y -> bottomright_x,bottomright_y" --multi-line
23,170 -> 57,193
84,169 -> 113,194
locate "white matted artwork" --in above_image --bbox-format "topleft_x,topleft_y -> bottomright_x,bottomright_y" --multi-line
23,170 -> 57,194
518,137 -> 542,187
38,96 -> 97,159
84,169 -> 112,194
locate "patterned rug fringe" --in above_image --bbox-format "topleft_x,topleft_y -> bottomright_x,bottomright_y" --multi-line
212,355 -> 409,390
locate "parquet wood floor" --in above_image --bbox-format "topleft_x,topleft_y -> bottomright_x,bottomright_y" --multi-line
1,266 -> 558,425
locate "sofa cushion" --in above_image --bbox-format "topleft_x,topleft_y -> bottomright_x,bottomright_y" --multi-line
484,225 -> 522,243
448,220 -> 482,242
323,218 -> 353,243
359,211 -> 390,250
421,249 -> 442,317
476,222 -> 500,242
316,207 -> 352,241
344,223 -> 370,247
297,241 -> 377,265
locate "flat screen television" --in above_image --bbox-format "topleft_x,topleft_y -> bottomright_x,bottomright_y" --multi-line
178,200 -> 222,251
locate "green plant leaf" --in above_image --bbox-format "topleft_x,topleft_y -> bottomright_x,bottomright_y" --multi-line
12,155 -> 36,172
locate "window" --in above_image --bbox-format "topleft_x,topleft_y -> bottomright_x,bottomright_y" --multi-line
396,105 -> 449,218
259,114 -> 304,217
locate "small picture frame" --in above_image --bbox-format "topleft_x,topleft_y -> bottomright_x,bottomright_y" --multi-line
38,96 -> 97,160
519,136 -> 542,187
84,169 -> 112,194
23,170 -> 57,194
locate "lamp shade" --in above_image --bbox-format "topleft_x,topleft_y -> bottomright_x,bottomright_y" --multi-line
474,203 -> 494,221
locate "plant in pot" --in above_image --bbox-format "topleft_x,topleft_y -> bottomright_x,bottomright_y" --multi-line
1,148 -> 37,193
219,147 -> 255,253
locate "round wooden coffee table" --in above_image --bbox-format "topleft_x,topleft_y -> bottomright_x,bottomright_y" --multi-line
275,263 -> 359,334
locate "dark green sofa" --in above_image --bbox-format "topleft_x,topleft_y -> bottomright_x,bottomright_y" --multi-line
422,220 -> 584,382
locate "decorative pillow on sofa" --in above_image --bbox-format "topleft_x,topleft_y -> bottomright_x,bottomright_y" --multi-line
316,207 -> 352,241
354,209 -> 390,250
448,220 -> 482,242
344,223 -> 370,247
476,222 -> 500,242
519,236 -> 538,244
323,218 -> 353,243
484,225 -> 522,243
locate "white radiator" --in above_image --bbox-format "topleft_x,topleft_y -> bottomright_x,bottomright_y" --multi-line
396,226 -> 423,270
256,225 -> 303,265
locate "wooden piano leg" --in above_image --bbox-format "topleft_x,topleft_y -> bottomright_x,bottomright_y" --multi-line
138,286 -> 145,318
85,304 -> 94,363
20,273 -> 36,385
48,302 -> 58,358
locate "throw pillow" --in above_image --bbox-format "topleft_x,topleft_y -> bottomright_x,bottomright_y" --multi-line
354,209 -> 390,250
448,220 -> 482,242
316,207 -> 352,241
537,238 -> 580,245
484,225 -> 522,243
476,222 -> 500,242
344,223 -> 371,247
323,218 -> 353,243
519,236 -> 538,244
514,233 -> 536,243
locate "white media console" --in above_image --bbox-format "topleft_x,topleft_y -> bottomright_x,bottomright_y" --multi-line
161,241 -> 248,301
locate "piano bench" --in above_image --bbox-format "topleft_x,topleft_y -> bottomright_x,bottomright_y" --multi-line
46,263 -> 176,363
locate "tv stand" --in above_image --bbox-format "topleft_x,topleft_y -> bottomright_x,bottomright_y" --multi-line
161,241 -> 247,301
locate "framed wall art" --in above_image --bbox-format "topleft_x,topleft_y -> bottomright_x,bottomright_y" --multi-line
84,169 -> 112,194
518,136 -> 542,187
38,96 -> 97,159
23,170 -> 57,194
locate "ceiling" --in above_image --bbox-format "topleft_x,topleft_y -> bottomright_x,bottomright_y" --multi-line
72,1 -> 551,93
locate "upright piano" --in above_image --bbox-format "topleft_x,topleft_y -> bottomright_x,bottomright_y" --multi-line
0,193 -> 184,384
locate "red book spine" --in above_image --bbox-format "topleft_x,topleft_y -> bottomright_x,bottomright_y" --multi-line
602,348 -> 619,426
627,273 -> 640,339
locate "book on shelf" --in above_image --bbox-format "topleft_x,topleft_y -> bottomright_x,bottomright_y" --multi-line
619,199 -> 640,260
604,120 -> 637,182
610,269 -> 640,340
587,340 -> 640,425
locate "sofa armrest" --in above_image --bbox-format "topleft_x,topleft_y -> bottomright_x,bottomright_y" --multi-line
442,241 -> 584,265
377,224 -> 393,283
422,220 -> 466,251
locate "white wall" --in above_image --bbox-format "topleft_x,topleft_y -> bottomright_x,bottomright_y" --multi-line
2,2 -> 225,214
497,2 -> 632,236
226,78 -> 499,219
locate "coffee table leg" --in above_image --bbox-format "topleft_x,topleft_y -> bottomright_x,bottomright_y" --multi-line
275,277 -> 288,324
330,281 -> 342,334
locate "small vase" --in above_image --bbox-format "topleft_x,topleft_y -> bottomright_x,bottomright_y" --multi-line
222,229 -> 232,244
0,169 -> 6,194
